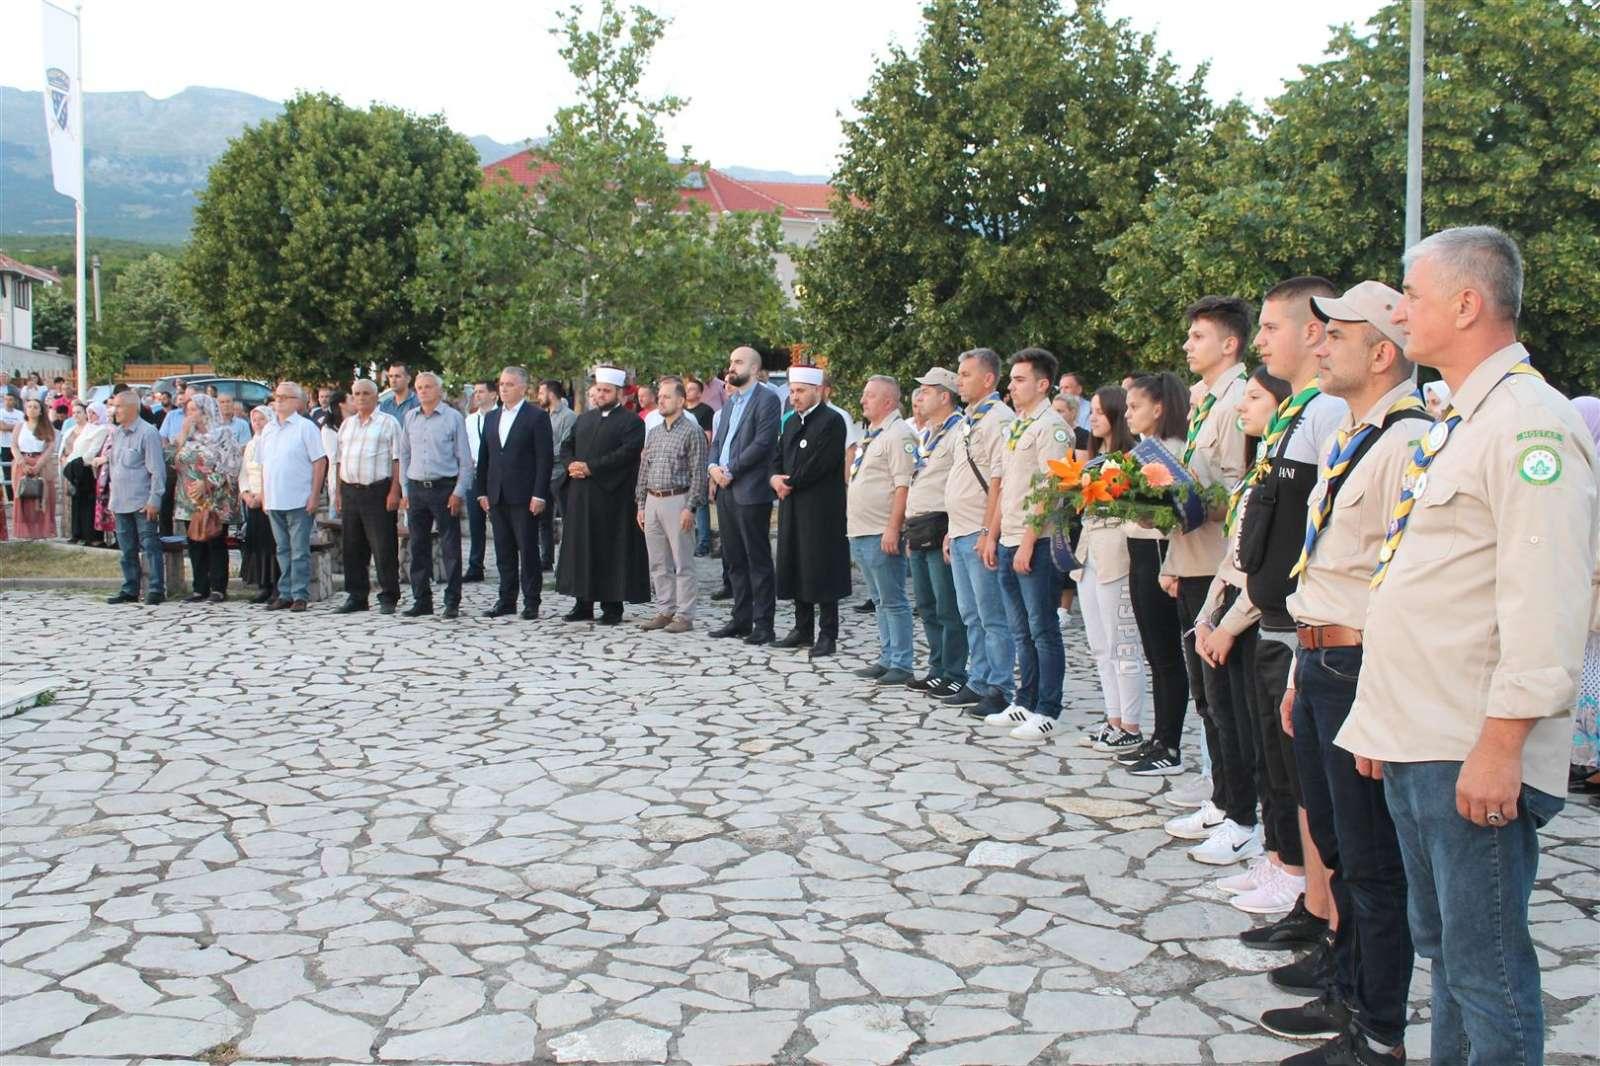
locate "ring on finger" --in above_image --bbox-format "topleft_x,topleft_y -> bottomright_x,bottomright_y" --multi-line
1487,810 -> 1505,825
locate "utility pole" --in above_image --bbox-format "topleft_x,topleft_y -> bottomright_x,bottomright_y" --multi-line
91,253 -> 101,322
1405,0 -> 1425,249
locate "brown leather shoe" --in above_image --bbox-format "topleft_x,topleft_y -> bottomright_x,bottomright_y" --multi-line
640,613 -> 674,631
266,598 -> 293,611
664,617 -> 693,633
290,599 -> 308,612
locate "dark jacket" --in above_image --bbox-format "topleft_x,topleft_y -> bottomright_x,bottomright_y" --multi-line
476,401 -> 554,508
709,385 -> 781,506
775,404 -> 852,604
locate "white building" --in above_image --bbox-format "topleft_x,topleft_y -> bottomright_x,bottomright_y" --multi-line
0,252 -> 70,379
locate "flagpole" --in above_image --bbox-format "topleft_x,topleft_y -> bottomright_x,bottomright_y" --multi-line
74,2 -> 87,397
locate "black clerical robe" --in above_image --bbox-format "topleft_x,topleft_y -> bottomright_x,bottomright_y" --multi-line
555,404 -> 651,603
775,404 -> 852,604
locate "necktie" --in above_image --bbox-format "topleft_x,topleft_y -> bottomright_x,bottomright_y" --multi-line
1371,362 -> 1543,589
1224,385 -> 1320,536
1290,392 -> 1425,578
850,425 -> 885,481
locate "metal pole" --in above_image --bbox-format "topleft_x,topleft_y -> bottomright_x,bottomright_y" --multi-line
74,2 -> 88,395
91,253 -> 101,323
1404,0 -> 1425,249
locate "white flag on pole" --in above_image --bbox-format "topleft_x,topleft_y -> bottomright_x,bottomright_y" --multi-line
41,1 -> 83,202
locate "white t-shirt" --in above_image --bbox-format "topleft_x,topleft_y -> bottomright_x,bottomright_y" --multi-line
1283,393 -> 1349,465
0,408 -> 23,448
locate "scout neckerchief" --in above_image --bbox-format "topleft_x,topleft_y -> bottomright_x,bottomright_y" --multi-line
1183,366 -> 1242,466
964,393 -> 1000,431
1289,390 -> 1426,578
1371,361 -> 1543,589
916,411 -> 963,472
1007,401 -> 1047,451
1223,384 -> 1320,536
850,420 -> 889,481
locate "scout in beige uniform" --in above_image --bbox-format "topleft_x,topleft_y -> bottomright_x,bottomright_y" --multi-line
1336,228 -> 1599,1066
1249,282 -> 1433,1059
1159,297 -> 1253,830
944,348 -> 1018,716
846,375 -> 918,684
983,348 -> 1071,740
904,368 -> 968,697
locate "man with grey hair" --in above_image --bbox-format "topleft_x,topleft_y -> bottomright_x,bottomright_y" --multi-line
258,380 -> 327,611
847,374 -> 917,684
104,390 -> 167,605
399,371 -> 477,618
1335,226 -> 1598,1066
479,366 -> 554,619
334,378 -> 403,615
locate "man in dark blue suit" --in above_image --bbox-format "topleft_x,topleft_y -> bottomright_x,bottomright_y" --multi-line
708,346 -> 782,644
475,366 -> 554,620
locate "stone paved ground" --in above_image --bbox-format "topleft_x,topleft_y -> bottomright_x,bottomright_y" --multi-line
2,558 -> 1597,1065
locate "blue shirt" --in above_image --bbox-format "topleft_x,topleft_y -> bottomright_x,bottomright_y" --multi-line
159,407 -> 186,441
717,386 -> 755,468
227,416 -> 252,445
257,411 -> 327,511
108,419 -> 167,514
379,391 -> 421,423
397,404 -> 474,498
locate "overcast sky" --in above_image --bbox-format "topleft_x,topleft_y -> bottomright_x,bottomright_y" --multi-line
4,0 -> 1385,175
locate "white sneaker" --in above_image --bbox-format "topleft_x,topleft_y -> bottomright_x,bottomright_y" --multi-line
1216,854 -> 1271,894
1162,774 -> 1214,809
1231,863 -> 1305,914
1164,800 -> 1226,840
985,704 -> 1032,725
1057,606 -> 1071,627
1009,712 -> 1057,741
1188,819 -> 1264,866
1077,722 -> 1113,748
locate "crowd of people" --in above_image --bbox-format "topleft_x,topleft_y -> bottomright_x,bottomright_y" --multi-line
5,225 -> 1598,1065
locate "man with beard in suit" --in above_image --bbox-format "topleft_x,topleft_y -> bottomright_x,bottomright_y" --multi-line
707,346 -> 783,644
556,366 -> 652,624
475,365 -> 554,620
771,366 -> 851,658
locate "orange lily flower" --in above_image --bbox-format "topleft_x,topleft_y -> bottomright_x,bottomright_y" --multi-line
1082,479 -> 1113,507
1048,455 -> 1087,487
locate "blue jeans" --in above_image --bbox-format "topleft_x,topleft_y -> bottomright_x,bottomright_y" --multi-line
694,500 -> 712,554
949,532 -> 1014,700
114,511 -> 163,597
849,534 -> 912,670
267,508 -> 314,602
908,546 -> 967,683
995,540 -> 1064,717
1292,648 -> 1411,1045
1383,760 -> 1564,1066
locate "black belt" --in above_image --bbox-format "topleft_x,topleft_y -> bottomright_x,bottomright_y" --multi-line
341,477 -> 391,488
647,488 -> 688,498
409,477 -> 458,489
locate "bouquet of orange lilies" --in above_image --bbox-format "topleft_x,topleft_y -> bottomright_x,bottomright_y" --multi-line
1026,439 -> 1216,536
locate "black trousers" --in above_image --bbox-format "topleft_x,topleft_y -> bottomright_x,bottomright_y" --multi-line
490,501 -> 542,610
160,461 -> 177,536
1247,630 -> 1304,865
466,488 -> 487,577
1292,646 -> 1413,1044
66,458 -> 99,542
341,479 -> 400,605
1127,539 -> 1189,753
1176,575 -> 1236,814
407,480 -> 463,608
187,531 -> 230,596
537,492 -> 559,578
716,494 -> 774,630
1208,587 -> 1261,827
793,600 -> 839,640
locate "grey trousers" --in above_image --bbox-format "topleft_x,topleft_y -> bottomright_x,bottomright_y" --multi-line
643,492 -> 697,619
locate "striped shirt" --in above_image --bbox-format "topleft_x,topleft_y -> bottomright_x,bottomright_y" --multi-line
336,410 -> 401,486
636,413 -> 709,510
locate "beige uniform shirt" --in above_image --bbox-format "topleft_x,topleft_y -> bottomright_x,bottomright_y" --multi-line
1287,381 -> 1432,631
1077,516 -> 1131,583
945,399 -> 1015,538
906,413 -> 961,519
846,413 -> 917,538
1164,368 -> 1248,577
1336,344 -> 1599,798
999,401 -> 1071,548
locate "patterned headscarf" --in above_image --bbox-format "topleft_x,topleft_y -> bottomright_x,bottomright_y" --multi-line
184,393 -> 242,478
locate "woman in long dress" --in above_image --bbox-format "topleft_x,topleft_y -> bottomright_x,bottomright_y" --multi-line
61,401 -> 110,545
238,405 -> 280,602
10,398 -> 58,540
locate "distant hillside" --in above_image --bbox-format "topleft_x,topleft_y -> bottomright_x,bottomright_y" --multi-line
0,85 -> 827,244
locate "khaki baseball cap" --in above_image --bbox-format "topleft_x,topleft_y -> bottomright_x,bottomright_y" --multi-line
914,367 -> 959,394
1309,281 -> 1407,351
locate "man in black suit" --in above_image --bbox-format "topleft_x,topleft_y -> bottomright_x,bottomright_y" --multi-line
707,346 -> 783,645
475,365 -> 554,620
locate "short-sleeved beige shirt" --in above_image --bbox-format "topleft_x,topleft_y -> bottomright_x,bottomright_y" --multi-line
945,398 -> 1015,538
906,413 -> 961,519
846,413 -> 917,538
1336,344 -> 1600,798
1164,368 -> 1249,577
1287,381 -> 1432,631
999,401 -> 1071,548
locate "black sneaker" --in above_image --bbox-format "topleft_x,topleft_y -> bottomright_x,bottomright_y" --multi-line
1260,988 -> 1351,1041
1115,737 -> 1159,765
1280,1030 -> 1405,1066
1270,933 -> 1337,996
965,692 -> 1008,719
1240,894 -> 1328,952
931,679 -> 965,698
940,685 -> 985,707
1128,746 -> 1184,776
906,673 -> 939,692
1096,728 -> 1145,754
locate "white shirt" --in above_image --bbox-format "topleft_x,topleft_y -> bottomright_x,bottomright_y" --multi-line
826,402 -> 864,448
0,408 -> 22,448
258,411 -> 327,511
465,408 -> 491,464
498,399 -> 524,446
643,408 -> 664,434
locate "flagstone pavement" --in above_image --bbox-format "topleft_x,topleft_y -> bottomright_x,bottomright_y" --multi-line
2,563 -> 1596,1065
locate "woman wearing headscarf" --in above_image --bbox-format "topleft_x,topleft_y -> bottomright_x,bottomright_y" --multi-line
174,392 -> 242,602
1421,379 -> 1451,420
61,400 -> 110,545
238,404 -> 280,603
1571,395 -> 1600,797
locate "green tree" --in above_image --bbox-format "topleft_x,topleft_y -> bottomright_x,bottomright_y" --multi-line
795,0 -> 1209,390
181,92 -> 480,385
98,253 -> 202,377
416,1 -> 788,383
1103,0 -> 1600,393
30,281 -> 75,360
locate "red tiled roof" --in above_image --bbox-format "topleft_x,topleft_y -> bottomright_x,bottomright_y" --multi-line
0,253 -> 60,284
482,150 -> 835,221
